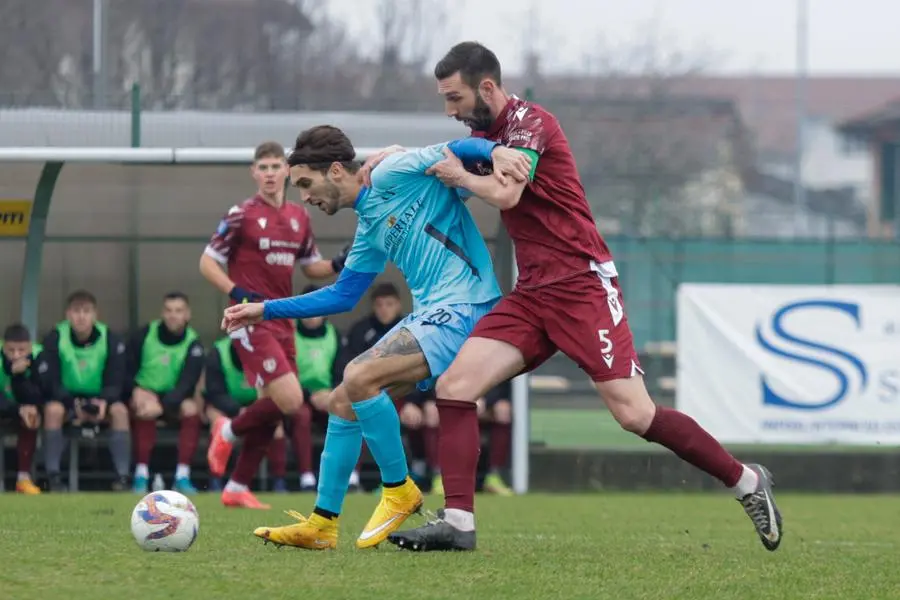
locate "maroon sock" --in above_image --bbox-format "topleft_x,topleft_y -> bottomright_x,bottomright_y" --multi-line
489,422 -> 511,471
231,423 -> 278,486
267,437 -> 287,478
133,419 -> 157,465
177,415 -> 201,466
641,405 -> 743,487
231,397 -> 283,437
437,399 -> 480,512
17,427 -> 37,473
424,426 -> 440,471
291,404 -> 313,473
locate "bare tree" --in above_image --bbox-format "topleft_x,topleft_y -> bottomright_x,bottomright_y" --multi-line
0,0 -> 92,107
368,0 -> 456,110
552,21 -> 740,236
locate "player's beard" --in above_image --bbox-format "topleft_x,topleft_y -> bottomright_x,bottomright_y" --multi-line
322,180 -> 342,215
465,95 -> 495,132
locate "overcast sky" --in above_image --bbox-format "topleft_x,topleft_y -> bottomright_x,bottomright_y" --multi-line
326,0 -> 900,76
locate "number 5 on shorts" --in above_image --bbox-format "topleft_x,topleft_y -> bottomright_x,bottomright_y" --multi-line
598,329 -> 613,354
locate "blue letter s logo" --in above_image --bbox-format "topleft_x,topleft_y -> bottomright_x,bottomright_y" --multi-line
755,300 -> 868,410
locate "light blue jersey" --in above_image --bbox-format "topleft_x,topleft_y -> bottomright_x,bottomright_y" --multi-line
263,140 -> 503,389
345,144 -> 502,311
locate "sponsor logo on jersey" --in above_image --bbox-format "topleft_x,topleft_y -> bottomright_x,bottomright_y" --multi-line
384,196 -> 425,253
265,252 -> 295,266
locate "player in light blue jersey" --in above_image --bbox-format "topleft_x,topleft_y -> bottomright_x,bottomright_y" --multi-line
222,125 -> 531,550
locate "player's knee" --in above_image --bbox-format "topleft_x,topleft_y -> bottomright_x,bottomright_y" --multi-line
434,371 -> 478,402
342,362 -> 380,400
327,391 -> 355,421
493,400 -> 512,424
608,402 -> 654,435
108,402 -> 130,429
43,401 -> 65,427
599,379 -> 656,435
423,401 -> 440,428
180,399 -> 199,418
269,384 -> 303,416
400,404 -> 423,429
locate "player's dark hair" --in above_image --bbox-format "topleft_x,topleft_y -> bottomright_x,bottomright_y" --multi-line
370,282 -> 400,301
2,323 -> 31,343
288,126 -> 360,174
163,291 -> 189,304
254,141 -> 285,162
66,289 -> 97,309
434,41 -> 503,89
302,284 -> 320,295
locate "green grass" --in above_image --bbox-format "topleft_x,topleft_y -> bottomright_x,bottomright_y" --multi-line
531,408 -> 900,453
1,492 -> 898,599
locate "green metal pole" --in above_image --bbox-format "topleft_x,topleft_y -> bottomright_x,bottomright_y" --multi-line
131,82 -> 141,148
20,162 -> 64,337
128,81 -> 141,331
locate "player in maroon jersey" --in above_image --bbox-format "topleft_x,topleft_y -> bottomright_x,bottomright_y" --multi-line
386,42 -> 783,552
199,140 -> 348,508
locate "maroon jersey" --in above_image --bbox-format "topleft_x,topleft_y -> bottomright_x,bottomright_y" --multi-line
205,194 -> 320,333
479,96 -> 612,288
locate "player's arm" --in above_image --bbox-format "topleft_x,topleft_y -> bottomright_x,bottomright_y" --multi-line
263,268 -> 376,320
200,207 -> 263,302
263,230 -> 385,320
202,349 -> 241,416
373,140 -> 497,184
100,333 -> 127,404
8,351 -> 42,406
39,329 -> 69,403
160,340 -> 205,408
456,171 -> 530,210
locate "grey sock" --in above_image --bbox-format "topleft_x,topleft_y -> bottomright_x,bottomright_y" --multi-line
44,428 -> 65,474
108,430 -> 131,477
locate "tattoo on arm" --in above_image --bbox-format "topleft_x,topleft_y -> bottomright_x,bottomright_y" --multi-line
350,328 -> 422,365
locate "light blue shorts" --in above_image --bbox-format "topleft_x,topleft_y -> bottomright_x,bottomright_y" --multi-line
381,299 -> 499,391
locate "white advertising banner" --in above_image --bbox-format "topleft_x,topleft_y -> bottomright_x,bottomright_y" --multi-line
676,284 -> 900,445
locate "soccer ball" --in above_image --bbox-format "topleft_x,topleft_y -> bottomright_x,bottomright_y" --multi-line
130,490 -> 200,552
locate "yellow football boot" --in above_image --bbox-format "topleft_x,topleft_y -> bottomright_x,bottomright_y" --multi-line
253,510 -> 338,550
356,476 -> 423,549
15,478 -> 41,495
483,473 -> 513,496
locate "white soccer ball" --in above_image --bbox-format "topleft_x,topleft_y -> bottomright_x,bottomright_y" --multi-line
130,490 -> 200,552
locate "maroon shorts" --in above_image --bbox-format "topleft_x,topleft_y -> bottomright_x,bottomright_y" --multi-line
470,263 -> 643,382
231,325 -> 297,388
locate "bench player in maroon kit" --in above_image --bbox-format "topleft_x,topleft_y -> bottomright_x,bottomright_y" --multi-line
199,140 -> 348,508
385,42 -> 783,552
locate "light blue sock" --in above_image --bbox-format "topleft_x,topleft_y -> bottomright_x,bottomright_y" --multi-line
314,415 -> 363,515
351,390 -> 409,485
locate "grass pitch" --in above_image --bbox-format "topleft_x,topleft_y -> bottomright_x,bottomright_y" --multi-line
0,492 -> 896,599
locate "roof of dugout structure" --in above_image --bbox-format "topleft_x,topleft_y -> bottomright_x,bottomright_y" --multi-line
0,108 -> 469,148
